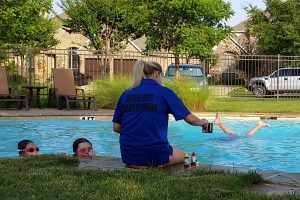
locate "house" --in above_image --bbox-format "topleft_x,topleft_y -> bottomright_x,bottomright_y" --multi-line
31,13 -> 190,83
10,13 -> 242,84
210,20 -> 257,83
38,13 -> 145,81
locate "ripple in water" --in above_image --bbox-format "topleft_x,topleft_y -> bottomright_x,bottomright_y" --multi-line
0,119 -> 300,172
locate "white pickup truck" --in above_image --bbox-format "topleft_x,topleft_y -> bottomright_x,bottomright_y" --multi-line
248,68 -> 300,97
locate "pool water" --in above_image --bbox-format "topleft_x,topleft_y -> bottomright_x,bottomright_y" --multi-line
0,119 -> 300,173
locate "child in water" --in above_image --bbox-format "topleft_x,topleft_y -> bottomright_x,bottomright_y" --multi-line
214,112 -> 269,137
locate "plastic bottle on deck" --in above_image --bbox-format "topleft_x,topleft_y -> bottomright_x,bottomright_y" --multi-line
191,152 -> 196,167
184,153 -> 189,168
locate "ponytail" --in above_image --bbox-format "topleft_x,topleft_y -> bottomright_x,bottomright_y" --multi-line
131,60 -> 162,88
132,60 -> 146,87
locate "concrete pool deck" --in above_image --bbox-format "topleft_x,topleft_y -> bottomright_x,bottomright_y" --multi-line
0,108 -> 300,119
1,108 -> 300,195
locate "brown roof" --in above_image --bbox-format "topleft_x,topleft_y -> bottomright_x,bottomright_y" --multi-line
232,19 -> 248,32
51,13 -> 68,29
130,36 -> 147,51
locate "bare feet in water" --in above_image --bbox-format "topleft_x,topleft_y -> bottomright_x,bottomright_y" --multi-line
215,112 -> 221,125
257,121 -> 270,127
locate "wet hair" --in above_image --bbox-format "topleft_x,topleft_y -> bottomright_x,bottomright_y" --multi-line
132,60 -> 162,87
18,139 -> 33,156
73,138 -> 92,153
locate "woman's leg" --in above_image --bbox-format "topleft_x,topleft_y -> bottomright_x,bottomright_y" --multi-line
168,147 -> 185,166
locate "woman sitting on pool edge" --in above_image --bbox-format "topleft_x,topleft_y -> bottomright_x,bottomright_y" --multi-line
18,139 -> 39,157
113,60 -> 209,168
215,112 -> 269,137
73,138 -> 95,157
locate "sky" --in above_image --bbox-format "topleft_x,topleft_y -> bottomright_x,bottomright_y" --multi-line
224,0 -> 265,26
52,0 -> 265,27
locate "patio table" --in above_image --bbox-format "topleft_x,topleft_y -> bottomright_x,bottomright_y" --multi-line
22,86 -> 47,109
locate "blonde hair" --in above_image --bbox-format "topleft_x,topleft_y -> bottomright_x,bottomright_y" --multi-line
132,60 -> 162,87
132,60 -> 146,87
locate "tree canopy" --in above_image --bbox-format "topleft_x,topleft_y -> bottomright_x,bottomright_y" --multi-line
135,0 -> 233,60
246,0 -> 300,55
60,0 -> 141,54
0,0 -> 57,50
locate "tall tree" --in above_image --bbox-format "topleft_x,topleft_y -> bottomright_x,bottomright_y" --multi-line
246,0 -> 300,55
60,0 -> 141,75
0,0 -> 57,50
135,0 -> 233,75
0,0 -> 57,78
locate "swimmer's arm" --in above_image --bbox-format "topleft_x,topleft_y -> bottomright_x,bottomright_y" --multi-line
184,114 -> 208,126
113,123 -> 121,133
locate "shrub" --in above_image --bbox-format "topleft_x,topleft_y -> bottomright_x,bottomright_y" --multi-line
91,75 -> 132,109
227,87 -> 253,97
163,77 -> 210,112
91,76 -> 210,111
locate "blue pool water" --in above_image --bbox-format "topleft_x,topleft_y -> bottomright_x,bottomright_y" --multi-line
0,118 -> 300,173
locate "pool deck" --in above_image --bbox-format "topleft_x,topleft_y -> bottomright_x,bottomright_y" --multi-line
1,108 -> 300,119
1,108 -> 300,195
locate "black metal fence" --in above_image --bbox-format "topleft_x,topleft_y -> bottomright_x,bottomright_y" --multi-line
1,48 -> 300,99
204,54 -> 300,98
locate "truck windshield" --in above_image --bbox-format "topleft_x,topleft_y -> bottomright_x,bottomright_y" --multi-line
168,67 -> 203,77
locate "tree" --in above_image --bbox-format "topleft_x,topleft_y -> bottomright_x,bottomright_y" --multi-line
246,0 -> 300,55
60,0 -> 141,75
0,0 -> 57,50
135,0 -> 233,75
0,0 -> 58,78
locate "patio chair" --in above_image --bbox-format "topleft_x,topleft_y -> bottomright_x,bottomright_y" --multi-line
52,68 -> 96,111
0,66 -> 29,110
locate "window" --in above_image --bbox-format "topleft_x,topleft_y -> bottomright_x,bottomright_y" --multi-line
220,52 -> 237,72
168,66 -> 203,77
288,69 -> 300,76
271,68 -> 300,77
278,69 -> 287,77
68,47 -> 80,69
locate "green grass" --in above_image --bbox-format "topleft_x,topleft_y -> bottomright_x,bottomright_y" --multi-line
1,155 -> 298,200
206,98 -> 300,113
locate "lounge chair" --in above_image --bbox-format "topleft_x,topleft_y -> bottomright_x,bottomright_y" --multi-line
0,66 -> 29,110
52,68 -> 96,111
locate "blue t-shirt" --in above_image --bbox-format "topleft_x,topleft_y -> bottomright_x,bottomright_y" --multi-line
112,79 -> 191,166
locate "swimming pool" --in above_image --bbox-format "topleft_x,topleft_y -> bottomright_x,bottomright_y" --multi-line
0,118 -> 299,173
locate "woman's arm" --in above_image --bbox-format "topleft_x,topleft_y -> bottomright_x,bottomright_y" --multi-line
184,114 -> 208,126
113,123 -> 122,133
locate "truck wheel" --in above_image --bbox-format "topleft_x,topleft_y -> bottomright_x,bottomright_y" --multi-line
252,85 -> 266,97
